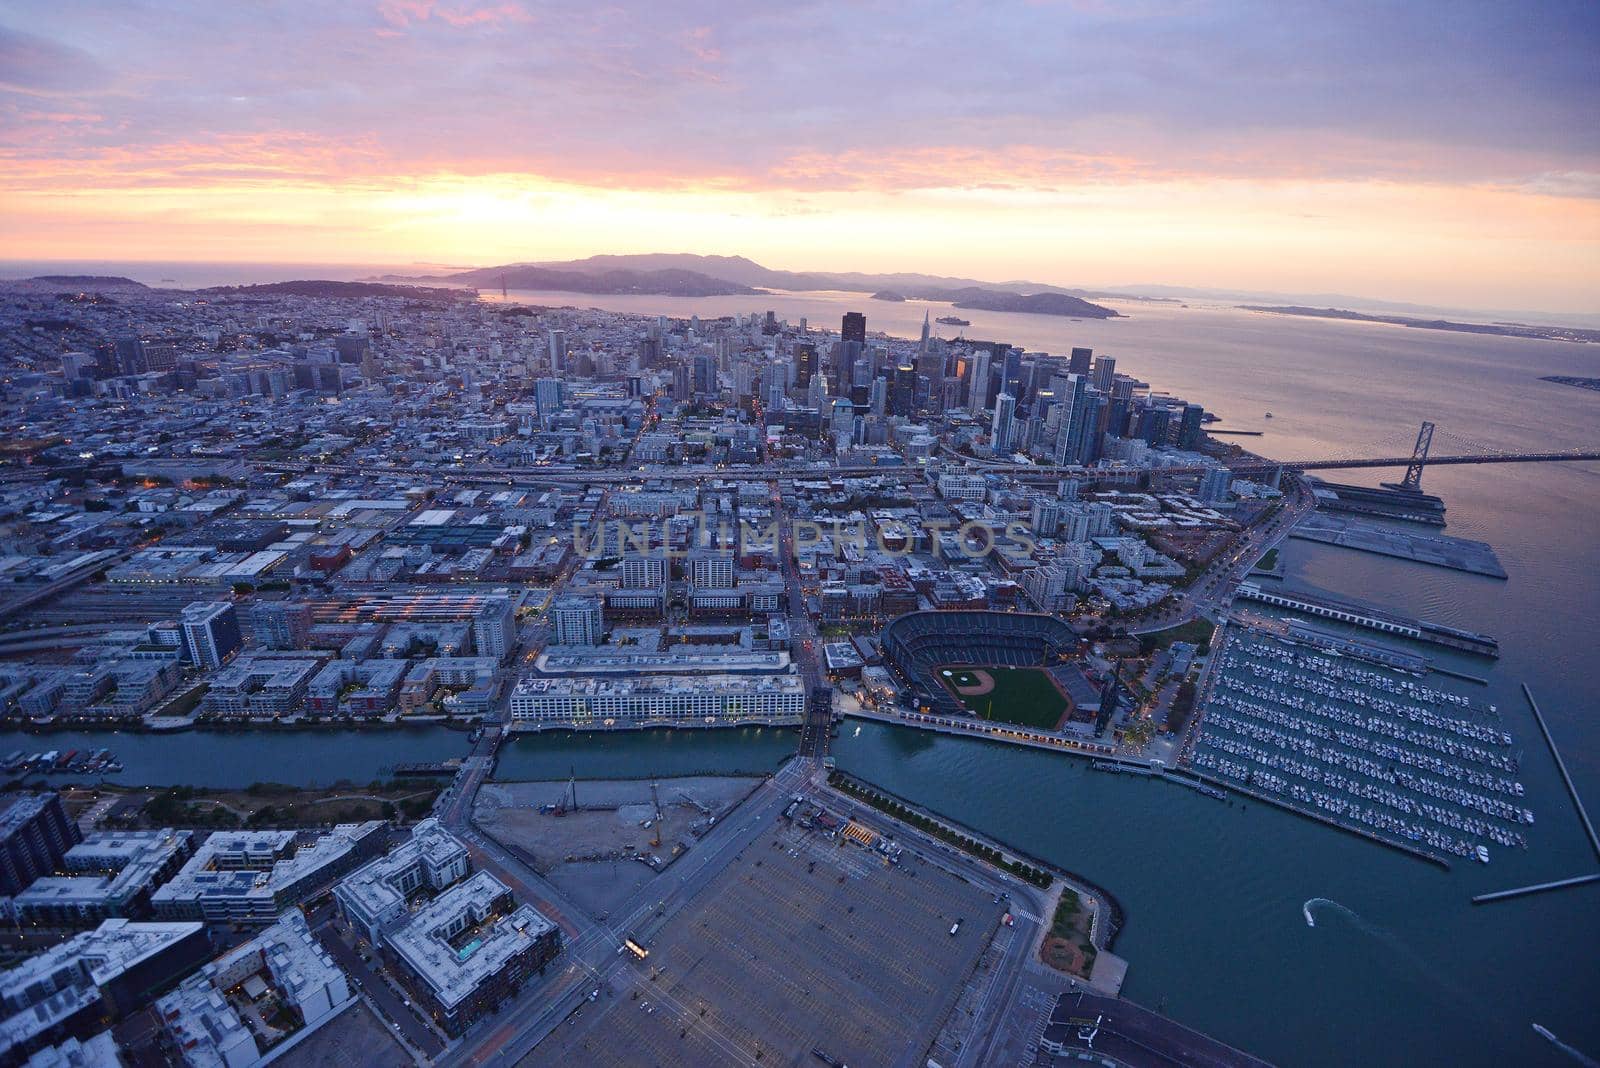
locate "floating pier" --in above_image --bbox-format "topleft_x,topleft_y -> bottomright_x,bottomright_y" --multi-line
1091,760 -> 1227,800
1160,772 -> 1228,800
392,760 -> 463,776
1091,760 -> 1158,777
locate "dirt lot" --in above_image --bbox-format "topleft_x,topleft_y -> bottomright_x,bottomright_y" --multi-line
475,775 -> 761,918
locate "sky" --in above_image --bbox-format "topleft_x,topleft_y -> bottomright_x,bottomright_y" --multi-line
2,1 -> 1598,314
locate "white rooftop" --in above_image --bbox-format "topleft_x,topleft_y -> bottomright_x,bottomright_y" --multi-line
384,872 -> 556,1009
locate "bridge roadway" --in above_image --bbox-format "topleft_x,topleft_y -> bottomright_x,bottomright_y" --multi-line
251,448 -> 1600,486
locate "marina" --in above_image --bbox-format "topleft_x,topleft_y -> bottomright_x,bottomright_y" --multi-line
1,748 -> 122,776
1188,625 -> 1532,863
1289,513 -> 1507,578
0,726 -> 470,787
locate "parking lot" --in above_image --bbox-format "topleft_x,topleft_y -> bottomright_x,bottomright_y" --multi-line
277,999 -> 412,1068
524,816 -> 1002,1067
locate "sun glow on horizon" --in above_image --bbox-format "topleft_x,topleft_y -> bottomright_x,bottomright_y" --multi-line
4,169 -> 1596,314
2,0 -> 1597,313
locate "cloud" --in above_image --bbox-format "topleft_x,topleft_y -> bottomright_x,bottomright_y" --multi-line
1,1 -> 1596,197
1511,171 -> 1600,200
0,24 -> 112,95
376,1 -> 534,29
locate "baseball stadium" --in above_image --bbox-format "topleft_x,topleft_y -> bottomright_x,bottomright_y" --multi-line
880,610 -> 1085,730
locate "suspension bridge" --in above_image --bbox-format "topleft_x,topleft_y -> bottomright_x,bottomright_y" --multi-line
1234,420 -> 1600,492
956,420 -> 1600,489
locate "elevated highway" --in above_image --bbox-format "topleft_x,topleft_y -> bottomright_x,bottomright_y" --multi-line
250,447 -> 1600,486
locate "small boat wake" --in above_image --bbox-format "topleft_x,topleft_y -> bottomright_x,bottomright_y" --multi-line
1535,1024 -> 1600,1068
1302,899 -> 1569,1058
1301,897 -> 1484,1018
1301,897 -> 1355,928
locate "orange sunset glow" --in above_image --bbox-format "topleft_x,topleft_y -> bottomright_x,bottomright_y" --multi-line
2,2 -> 1597,313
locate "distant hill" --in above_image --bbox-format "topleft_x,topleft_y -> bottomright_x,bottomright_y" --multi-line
941,288 -> 1118,318
17,275 -> 147,289
372,253 -> 1120,317
518,255 -> 1118,316
513,252 -> 1093,298
1241,306 -> 1600,344
374,264 -> 762,297
197,280 -> 475,301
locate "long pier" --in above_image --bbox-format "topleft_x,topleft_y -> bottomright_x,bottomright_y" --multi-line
1471,873 -> 1600,905
1523,685 -> 1600,862
1472,686 -> 1600,906
1234,582 -> 1499,657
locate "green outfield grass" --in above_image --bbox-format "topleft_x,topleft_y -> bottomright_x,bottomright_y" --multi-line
941,665 -> 1070,730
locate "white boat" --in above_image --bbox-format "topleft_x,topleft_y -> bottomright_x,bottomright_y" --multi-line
1474,845 -> 1490,863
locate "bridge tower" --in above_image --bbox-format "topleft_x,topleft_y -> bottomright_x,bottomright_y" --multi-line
1391,421 -> 1435,492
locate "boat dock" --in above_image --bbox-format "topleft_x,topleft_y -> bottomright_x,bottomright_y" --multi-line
1092,760 -> 1158,777
2,749 -> 123,775
1234,582 -> 1499,658
1290,514 -> 1507,578
1184,768 -> 1450,868
1161,772 -> 1228,800
391,760 -> 463,776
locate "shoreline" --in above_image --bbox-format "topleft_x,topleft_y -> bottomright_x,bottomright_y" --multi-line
0,718 -> 481,736
826,767 -> 1126,949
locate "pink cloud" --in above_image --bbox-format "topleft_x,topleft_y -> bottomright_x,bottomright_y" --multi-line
377,0 -> 533,30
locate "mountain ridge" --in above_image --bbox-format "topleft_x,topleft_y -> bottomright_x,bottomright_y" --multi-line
368,254 -> 1120,318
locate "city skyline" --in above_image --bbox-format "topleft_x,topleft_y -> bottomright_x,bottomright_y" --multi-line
3,2 -> 1598,313
1,5 -> 1598,1065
